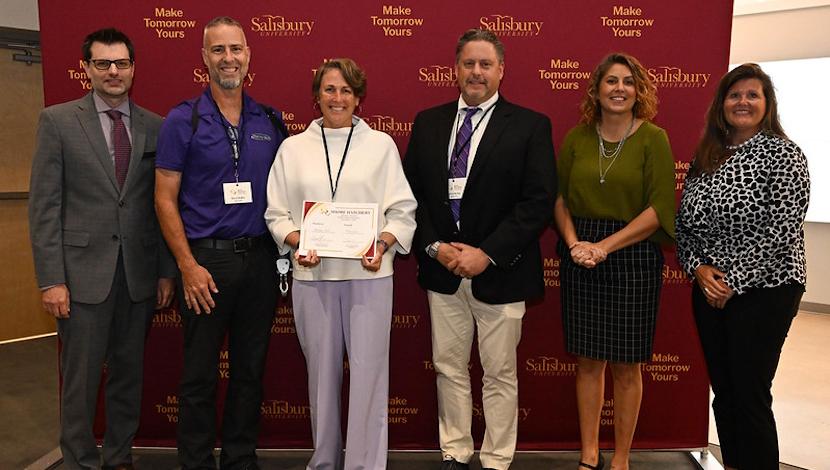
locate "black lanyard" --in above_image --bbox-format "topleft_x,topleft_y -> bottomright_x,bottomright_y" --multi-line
449,103 -> 496,173
225,124 -> 241,182
320,123 -> 355,199
212,97 -> 244,183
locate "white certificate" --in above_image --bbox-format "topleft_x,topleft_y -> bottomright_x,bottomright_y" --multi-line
299,201 -> 378,259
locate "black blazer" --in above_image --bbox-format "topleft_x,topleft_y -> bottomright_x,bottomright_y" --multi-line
403,96 -> 557,304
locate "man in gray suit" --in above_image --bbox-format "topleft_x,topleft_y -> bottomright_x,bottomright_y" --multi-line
29,28 -> 176,470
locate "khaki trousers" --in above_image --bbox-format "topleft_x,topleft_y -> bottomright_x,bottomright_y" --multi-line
428,279 -> 524,470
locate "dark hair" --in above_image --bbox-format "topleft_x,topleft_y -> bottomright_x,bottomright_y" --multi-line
82,28 -> 134,61
689,63 -> 786,177
580,52 -> 657,126
455,29 -> 504,63
311,58 -> 367,100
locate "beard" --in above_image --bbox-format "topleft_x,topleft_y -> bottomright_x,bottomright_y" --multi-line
218,77 -> 242,89
208,63 -> 244,90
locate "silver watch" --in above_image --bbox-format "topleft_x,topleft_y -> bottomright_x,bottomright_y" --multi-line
427,241 -> 441,258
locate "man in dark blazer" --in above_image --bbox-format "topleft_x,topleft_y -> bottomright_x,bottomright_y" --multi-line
404,29 -> 556,470
29,28 -> 175,470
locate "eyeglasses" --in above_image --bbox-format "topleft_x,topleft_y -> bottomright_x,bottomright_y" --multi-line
87,59 -> 133,70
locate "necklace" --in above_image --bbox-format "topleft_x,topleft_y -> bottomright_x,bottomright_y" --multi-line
725,130 -> 762,151
597,118 -> 635,184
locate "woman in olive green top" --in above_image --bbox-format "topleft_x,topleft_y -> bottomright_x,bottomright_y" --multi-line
553,53 -> 675,470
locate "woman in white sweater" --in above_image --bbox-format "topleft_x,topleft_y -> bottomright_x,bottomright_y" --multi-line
265,58 -> 416,470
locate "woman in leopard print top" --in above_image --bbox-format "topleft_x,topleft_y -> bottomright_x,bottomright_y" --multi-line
676,63 -> 809,470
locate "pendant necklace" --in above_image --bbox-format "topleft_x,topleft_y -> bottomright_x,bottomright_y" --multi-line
597,118 -> 635,184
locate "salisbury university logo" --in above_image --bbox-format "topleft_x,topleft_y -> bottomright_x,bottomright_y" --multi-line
365,115 -> 413,137
418,65 -> 457,87
479,14 -> 543,37
250,14 -> 315,37
648,66 -> 711,88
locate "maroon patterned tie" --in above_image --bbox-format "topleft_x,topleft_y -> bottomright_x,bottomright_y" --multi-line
105,109 -> 131,188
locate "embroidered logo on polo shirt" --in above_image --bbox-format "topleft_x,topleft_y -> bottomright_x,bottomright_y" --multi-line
250,132 -> 272,142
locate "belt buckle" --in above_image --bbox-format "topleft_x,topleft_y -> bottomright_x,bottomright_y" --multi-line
232,237 -> 252,253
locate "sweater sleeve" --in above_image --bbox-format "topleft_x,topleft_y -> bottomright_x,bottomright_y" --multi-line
265,142 -> 300,255
378,136 -> 417,254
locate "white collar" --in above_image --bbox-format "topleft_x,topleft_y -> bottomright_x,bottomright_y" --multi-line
456,91 -> 499,113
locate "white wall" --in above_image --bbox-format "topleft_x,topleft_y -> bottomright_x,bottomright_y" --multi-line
731,6 -> 830,62
803,224 -> 830,306
731,5 -> 830,306
0,0 -> 39,30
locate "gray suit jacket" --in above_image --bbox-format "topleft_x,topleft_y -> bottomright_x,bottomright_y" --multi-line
29,93 -> 176,304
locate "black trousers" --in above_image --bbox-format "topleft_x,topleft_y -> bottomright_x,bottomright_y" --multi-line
693,282 -> 803,470
176,238 -> 278,470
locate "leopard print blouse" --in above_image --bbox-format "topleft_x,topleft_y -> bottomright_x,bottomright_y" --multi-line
676,131 -> 810,295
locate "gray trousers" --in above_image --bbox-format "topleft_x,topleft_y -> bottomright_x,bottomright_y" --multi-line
57,257 -> 154,470
292,277 -> 393,470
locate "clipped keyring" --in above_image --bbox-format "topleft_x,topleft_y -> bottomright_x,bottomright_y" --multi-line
279,275 -> 289,297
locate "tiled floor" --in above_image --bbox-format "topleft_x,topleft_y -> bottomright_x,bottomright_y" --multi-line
3,311 -> 826,469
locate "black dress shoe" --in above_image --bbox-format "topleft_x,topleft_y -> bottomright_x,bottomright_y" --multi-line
439,458 -> 470,470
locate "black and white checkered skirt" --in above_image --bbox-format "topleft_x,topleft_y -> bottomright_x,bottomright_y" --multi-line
559,218 -> 664,363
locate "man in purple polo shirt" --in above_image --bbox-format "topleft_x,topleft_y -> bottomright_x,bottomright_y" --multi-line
155,16 -> 285,470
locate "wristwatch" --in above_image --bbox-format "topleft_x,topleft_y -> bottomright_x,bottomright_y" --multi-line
427,241 -> 442,258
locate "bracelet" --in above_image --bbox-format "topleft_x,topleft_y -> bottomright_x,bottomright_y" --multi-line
377,239 -> 390,252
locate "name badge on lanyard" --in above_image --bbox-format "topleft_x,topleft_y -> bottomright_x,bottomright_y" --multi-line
222,123 -> 253,205
448,177 -> 467,200
223,181 -> 253,204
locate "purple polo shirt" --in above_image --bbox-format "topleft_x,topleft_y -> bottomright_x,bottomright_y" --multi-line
157,88 -> 284,239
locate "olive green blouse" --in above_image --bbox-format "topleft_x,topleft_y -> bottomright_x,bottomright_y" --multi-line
558,121 -> 675,243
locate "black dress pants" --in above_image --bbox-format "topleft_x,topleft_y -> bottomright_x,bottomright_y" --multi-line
693,283 -> 803,470
176,237 -> 278,470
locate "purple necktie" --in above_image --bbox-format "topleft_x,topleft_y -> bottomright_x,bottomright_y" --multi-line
105,109 -> 131,188
450,106 -> 479,223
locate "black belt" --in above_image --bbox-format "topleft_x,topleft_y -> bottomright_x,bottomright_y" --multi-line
190,235 -> 267,253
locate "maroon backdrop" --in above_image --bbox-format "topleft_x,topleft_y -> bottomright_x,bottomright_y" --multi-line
38,0 -> 734,450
